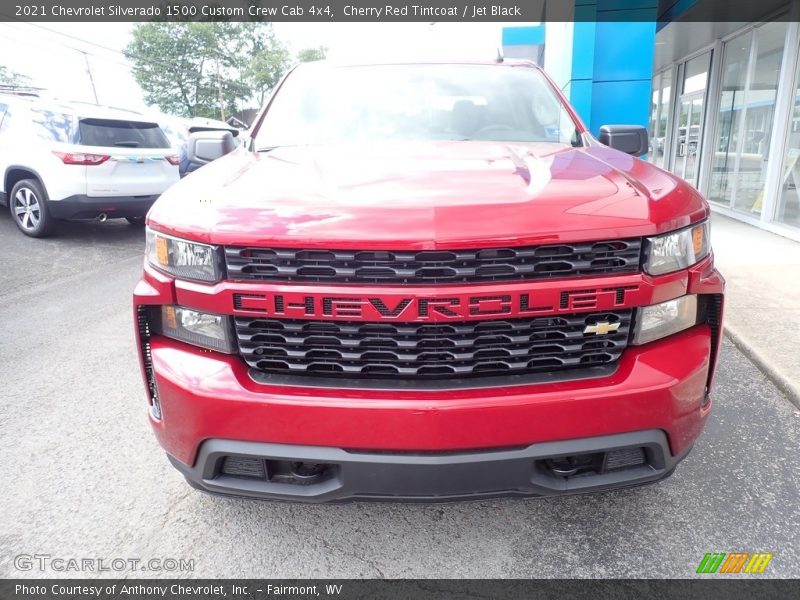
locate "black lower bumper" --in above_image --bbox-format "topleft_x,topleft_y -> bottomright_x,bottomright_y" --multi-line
169,430 -> 691,503
48,194 -> 159,219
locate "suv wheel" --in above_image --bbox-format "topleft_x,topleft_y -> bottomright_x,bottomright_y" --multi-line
10,179 -> 55,238
126,216 -> 146,226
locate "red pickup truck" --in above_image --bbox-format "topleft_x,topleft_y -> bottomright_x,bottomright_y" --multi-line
134,60 -> 724,501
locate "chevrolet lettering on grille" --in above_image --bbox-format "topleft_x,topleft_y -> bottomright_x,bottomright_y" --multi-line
232,285 -> 641,322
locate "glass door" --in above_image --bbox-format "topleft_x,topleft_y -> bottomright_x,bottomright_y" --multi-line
672,93 -> 705,183
707,21 -> 787,214
670,52 -> 711,186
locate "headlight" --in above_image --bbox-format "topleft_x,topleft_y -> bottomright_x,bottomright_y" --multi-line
152,305 -> 234,353
644,221 -> 710,275
146,227 -> 222,283
632,295 -> 698,345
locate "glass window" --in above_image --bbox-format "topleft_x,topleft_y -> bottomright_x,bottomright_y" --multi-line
671,54 -> 709,183
648,73 -> 660,160
708,22 -> 787,213
683,55 -> 710,95
775,51 -> 800,229
77,118 -> 171,148
255,64 -> 581,147
708,31 -> 753,205
647,69 -> 672,168
655,69 -> 672,168
29,108 -> 74,143
732,22 -> 787,214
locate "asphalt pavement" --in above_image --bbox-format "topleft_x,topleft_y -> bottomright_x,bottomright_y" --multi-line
1,213 -> 799,579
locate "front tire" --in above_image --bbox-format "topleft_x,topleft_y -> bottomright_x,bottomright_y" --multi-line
10,179 -> 55,238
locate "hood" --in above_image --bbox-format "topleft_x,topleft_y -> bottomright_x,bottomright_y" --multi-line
148,140 -> 709,248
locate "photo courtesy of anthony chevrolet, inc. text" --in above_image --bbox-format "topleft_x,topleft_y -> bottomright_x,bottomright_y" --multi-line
0,0 -> 799,598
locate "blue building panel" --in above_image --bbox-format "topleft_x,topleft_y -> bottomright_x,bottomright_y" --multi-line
568,80 -> 594,128
570,22 -> 597,81
503,2 -> 657,136
590,79 -> 653,133
592,21 -> 656,83
501,25 -> 545,46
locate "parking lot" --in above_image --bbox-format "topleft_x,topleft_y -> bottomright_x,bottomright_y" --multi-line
1,212 -> 799,579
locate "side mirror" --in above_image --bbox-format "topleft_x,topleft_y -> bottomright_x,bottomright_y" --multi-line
184,130 -> 236,175
598,125 -> 648,157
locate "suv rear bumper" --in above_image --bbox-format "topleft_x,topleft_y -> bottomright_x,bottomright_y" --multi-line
49,194 -> 159,219
170,430 -> 690,502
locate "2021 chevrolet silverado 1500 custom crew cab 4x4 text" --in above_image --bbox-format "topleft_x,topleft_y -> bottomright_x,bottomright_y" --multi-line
134,61 -> 724,502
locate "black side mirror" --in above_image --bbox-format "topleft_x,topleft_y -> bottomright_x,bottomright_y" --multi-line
598,125 -> 648,157
184,130 -> 236,174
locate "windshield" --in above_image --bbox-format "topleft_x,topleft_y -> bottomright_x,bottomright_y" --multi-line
254,64 -> 581,149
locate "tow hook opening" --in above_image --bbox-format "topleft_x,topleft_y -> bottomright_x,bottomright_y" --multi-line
538,446 -> 649,479
217,455 -> 336,486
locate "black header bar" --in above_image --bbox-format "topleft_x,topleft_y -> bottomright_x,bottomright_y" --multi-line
2,579 -> 800,600
0,0 -> 796,23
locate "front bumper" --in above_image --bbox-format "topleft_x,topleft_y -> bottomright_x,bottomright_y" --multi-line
134,258 -> 724,502
170,430 -> 690,502
143,325 -> 713,495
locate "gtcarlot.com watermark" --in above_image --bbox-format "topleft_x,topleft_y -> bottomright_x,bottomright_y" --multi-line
14,554 -> 195,573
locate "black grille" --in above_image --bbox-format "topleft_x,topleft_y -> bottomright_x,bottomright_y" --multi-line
235,310 -> 632,385
136,305 -> 161,419
703,294 -> 724,397
224,240 -> 642,284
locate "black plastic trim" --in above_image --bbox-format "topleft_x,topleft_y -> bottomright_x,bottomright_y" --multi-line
224,239 -> 643,285
247,362 -> 618,391
48,194 -> 159,219
169,430 -> 690,503
3,164 -> 49,200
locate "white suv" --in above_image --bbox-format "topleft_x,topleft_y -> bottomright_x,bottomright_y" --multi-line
0,95 -> 180,237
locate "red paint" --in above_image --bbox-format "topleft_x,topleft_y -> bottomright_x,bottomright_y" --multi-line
134,61 -> 725,478
147,141 -> 707,248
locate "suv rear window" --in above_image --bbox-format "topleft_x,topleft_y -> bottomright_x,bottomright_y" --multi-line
78,118 -> 170,148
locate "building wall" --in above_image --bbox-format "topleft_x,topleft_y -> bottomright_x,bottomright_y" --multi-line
651,7 -> 800,240
541,1 -> 658,135
505,3 -> 800,240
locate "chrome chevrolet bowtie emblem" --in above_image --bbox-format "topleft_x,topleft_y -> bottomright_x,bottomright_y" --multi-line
583,321 -> 621,335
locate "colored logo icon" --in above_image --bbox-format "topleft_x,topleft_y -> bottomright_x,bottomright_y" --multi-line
696,552 -> 773,574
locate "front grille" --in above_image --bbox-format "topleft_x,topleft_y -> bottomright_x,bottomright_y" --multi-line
224,240 -> 642,284
235,310 -> 632,386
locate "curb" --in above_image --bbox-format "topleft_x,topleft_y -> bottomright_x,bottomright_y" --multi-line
723,324 -> 800,409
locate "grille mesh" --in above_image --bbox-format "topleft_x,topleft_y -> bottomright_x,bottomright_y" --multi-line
136,306 -> 160,418
235,310 -> 632,382
224,240 -> 642,284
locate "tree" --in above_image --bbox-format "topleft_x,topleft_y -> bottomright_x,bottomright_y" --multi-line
297,46 -> 327,63
239,23 -> 291,106
125,22 -> 289,118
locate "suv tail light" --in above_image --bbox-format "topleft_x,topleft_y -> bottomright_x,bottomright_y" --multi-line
52,151 -> 110,165
165,155 -> 181,166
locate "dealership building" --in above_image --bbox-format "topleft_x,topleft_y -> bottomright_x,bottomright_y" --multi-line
504,1 -> 800,240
